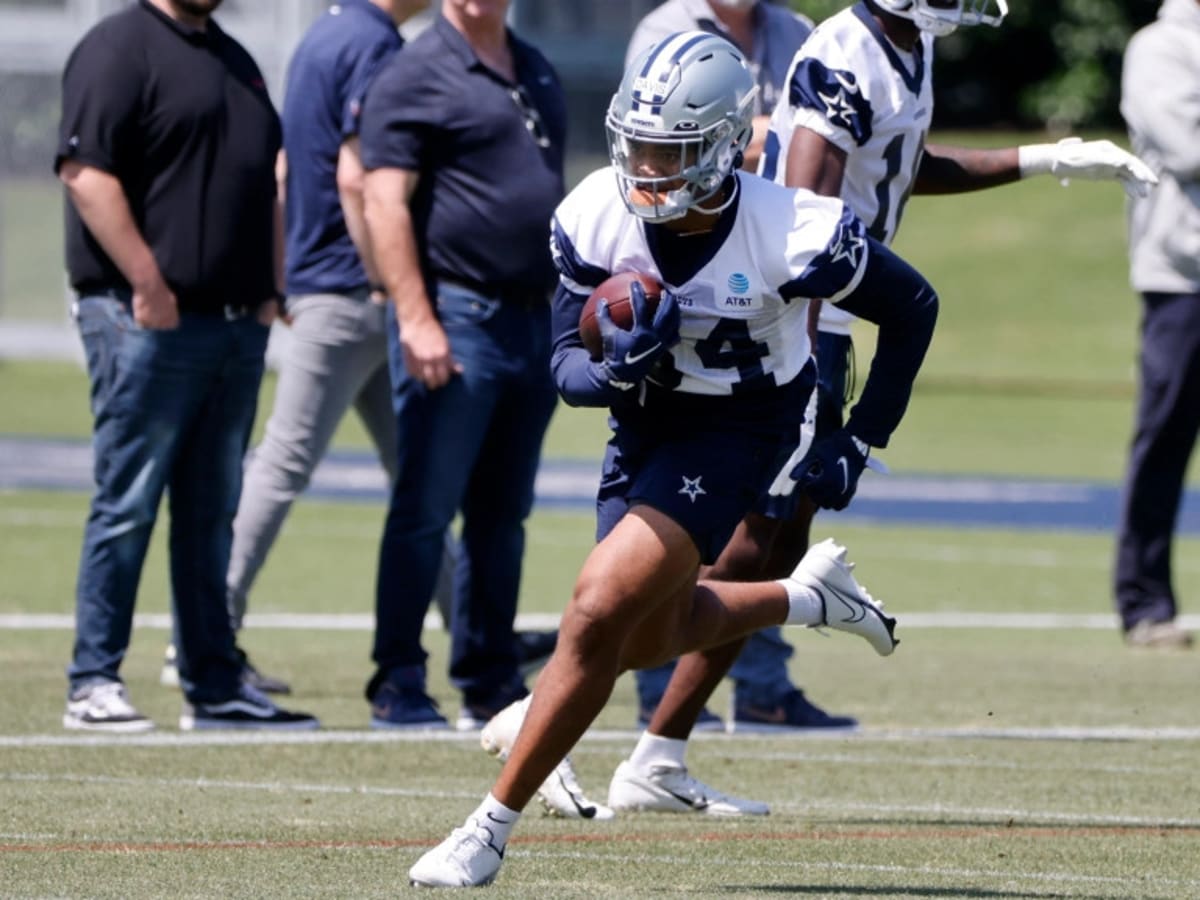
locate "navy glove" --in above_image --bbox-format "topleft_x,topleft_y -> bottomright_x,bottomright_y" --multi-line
793,428 -> 870,511
596,280 -> 681,390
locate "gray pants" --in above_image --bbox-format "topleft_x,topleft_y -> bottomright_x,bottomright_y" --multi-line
226,291 -> 456,629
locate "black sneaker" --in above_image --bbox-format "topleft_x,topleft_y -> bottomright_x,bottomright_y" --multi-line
515,629 -> 558,676
180,684 -> 318,731
163,644 -> 293,695
729,688 -> 859,734
456,682 -> 529,732
370,679 -> 449,730
235,646 -> 292,695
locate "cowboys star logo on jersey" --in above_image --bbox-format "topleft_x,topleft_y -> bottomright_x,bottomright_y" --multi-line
830,228 -> 865,268
817,88 -> 858,129
817,72 -> 862,130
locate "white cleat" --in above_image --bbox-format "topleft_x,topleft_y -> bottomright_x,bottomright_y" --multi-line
408,818 -> 505,888
480,697 -> 614,821
607,760 -> 769,817
792,538 -> 898,656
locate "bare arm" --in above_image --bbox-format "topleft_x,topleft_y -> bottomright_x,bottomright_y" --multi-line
915,143 -> 1021,194
274,149 -> 286,294
363,166 -> 461,388
918,139 -> 1155,198
260,149 -> 286,326
58,160 -> 178,329
786,128 -> 848,342
336,137 -> 383,289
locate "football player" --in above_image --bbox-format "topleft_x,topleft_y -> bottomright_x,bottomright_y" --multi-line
409,31 -> 938,887
605,0 -> 1161,819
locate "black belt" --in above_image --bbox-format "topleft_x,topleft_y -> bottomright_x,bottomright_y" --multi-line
436,278 -> 548,311
79,286 -> 257,320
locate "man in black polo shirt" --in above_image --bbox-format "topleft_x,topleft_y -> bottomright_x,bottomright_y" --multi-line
359,0 -> 564,732
56,0 -> 316,732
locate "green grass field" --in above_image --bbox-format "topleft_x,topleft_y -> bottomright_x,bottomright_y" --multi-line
3,134 -> 1200,897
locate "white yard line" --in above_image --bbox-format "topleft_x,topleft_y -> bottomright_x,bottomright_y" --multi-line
3,723 -> 1199,751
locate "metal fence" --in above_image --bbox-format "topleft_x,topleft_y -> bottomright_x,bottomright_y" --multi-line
0,0 -> 657,345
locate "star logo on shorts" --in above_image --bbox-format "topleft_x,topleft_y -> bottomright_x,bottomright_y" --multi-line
679,475 -> 706,503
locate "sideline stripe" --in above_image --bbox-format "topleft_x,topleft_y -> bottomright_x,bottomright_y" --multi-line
3,611 -> 1198,631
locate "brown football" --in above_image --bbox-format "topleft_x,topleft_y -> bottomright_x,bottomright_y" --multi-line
578,272 -> 663,361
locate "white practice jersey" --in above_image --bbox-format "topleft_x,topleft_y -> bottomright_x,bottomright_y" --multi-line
760,3 -> 933,334
551,168 -> 869,396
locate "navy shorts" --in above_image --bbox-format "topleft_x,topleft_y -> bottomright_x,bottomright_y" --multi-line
595,367 -> 813,565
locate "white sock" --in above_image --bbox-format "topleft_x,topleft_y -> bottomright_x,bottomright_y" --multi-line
468,793 -> 520,849
777,577 -> 825,626
628,731 -> 687,772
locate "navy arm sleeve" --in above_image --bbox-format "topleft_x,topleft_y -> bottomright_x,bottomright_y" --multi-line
834,238 -> 938,448
550,282 -> 629,407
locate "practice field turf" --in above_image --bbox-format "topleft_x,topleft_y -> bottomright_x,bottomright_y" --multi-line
3,490 -> 1199,897
3,133 -> 1200,896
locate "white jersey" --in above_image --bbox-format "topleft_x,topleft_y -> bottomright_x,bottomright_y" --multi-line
761,3 -> 933,334
551,168 -> 869,396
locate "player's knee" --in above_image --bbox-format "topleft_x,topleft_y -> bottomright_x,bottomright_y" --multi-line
561,578 -> 636,655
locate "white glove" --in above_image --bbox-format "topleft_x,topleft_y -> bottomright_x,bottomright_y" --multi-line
766,387 -> 889,499
767,396 -> 817,499
1018,137 -> 1158,199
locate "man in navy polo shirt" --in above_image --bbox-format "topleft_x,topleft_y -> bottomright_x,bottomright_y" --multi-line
359,0 -> 565,732
210,0 -> 432,696
56,0 -> 316,732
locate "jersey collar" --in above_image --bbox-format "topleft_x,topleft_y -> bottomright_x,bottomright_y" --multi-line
851,2 -> 926,95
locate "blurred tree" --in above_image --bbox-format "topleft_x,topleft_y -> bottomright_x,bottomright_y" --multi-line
786,0 -> 1161,130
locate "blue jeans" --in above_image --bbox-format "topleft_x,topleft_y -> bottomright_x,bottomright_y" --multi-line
68,295 -> 269,703
637,332 -> 853,710
372,283 -> 557,705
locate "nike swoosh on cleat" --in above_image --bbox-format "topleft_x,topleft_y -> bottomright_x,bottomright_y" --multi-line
624,343 -> 662,365
837,456 -> 849,492
833,594 -> 868,624
662,787 -> 709,811
555,773 -> 598,818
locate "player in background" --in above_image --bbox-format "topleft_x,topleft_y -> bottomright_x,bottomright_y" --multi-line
626,0 -> 865,738
599,0 -> 1160,818
408,31 -> 938,887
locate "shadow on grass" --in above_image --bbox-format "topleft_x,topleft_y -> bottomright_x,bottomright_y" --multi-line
720,887 -> 1096,899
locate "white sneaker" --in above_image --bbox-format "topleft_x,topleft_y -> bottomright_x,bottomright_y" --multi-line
480,697 -> 615,821
408,818 -> 505,888
63,681 -> 154,733
607,760 -> 769,817
791,538 -> 898,656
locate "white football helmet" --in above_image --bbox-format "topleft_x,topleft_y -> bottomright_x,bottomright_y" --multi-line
872,0 -> 1008,37
606,31 -> 757,223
